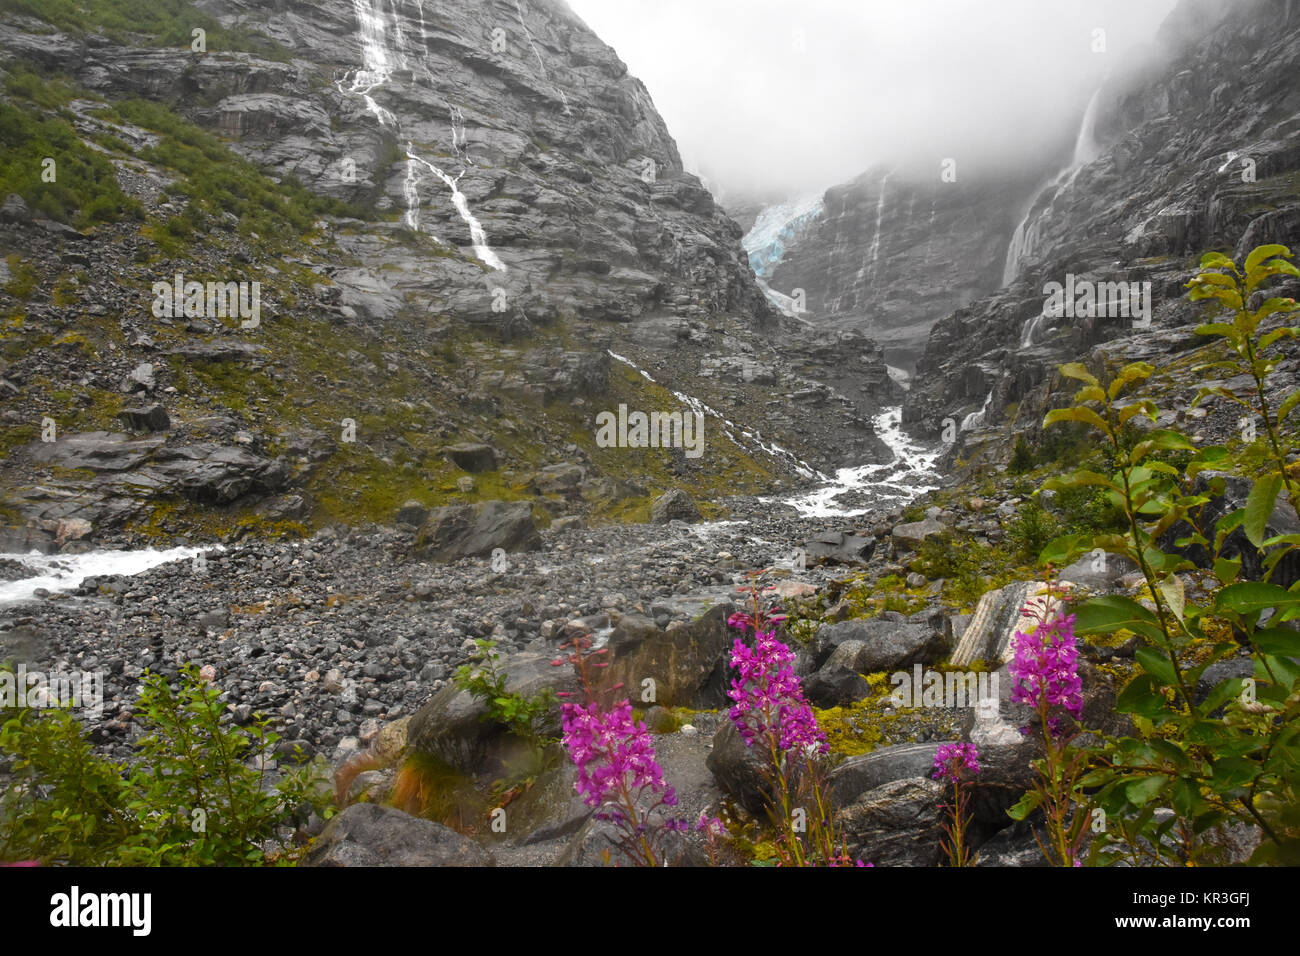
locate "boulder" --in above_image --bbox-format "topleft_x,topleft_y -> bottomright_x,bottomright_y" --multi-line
530,463 -> 585,495
442,442 -> 500,473
802,641 -> 873,707
124,363 -> 155,393
395,500 -> 429,527
650,489 -> 702,524
950,581 -> 1062,667
837,776 -> 945,867
415,501 -> 541,561
891,517 -> 945,550
1058,552 -> 1139,589
804,530 -> 875,565
603,603 -> 735,709
301,803 -> 494,867
116,404 -> 170,433
705,719 -> 772,815
812,616 -> 946,672
406,646 -> 582,776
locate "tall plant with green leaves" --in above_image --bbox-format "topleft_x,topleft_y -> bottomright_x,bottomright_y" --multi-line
1034,244 -> 1300,865
0,664 -> 325,865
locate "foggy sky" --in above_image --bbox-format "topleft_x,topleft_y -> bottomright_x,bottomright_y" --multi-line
565,0 -> 1181,202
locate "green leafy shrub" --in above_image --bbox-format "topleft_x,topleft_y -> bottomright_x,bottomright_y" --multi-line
1034,243 -> 1300,865
0,664 -> 325,865
1007,503 -> 1063,564
453,639 -> 557,748
1009,435 -> 1036,474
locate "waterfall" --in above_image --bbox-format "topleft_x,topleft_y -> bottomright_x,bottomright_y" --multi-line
1072,87 -> 1104,167
962,391 -> 993,431
865,171 -> 891,289
338,0 -> 506,271
1020,294 -> 1065,348
1001,85 -> 1106,286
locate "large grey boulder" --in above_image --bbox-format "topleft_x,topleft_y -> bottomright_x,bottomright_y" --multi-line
802,641 -> 873,706
812,616 -> 946,672
442,443 -> 500,473
603,603 -> 734,709
302,803 -> 494,867
890,517 -> 945,550
415,501 -> 541,561
650,489 -> 702,524
803,530 -> 875,565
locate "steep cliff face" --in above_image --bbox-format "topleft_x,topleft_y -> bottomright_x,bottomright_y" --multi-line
904,0 -> 1300,464
754,167 -> 1039,368
4,0 -> 772,325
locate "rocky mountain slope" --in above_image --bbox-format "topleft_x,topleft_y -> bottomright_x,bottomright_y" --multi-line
903,0 -> 1300,467
0,0 -> 902,550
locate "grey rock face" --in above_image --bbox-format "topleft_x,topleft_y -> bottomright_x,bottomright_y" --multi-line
442,443 -> 500,474
812,616 -> 947,673
415,501 -> 542,561
803,530 -> 875,566
302,803 -> 495,866
650,489 -> 702,524
116,404 -> 171,433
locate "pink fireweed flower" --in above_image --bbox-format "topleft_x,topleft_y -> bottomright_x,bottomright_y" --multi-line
726,630 -> 828,755
932,742 -> 981,782
1008,612 -> 1082,733
560,699 -> 675,809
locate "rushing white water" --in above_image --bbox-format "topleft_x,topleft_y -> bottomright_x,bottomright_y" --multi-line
1072,87 -> 1104,167
337,0 -> 506,271
406,148 -> 506,270
962,390 -> 993,431
606,350 -> 827,480
1002,85 -> 1106,286
777,407 -> 942,518
1020,295 -> 1066,347
0,546 -> 217,606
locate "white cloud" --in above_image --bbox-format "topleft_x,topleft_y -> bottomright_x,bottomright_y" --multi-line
565,0 -> 1179,199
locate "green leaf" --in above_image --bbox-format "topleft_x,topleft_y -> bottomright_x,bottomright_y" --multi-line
1201,676 -> 1247,714
1117,674 -> 1169,719
1194,322 -> 1238,339
1213,556 -> 1241,585
1279,390 -> 1300,425
1044,407 -> 1108,432
1007,789 -> 1043,821
1125,775 -> 1169,807
1244,244 -> 1291,276
1058,362 -> 1099,387
1251,627 -> 1300,658
1215,581 -> 1300,615
1075,595 -> 1165,642
1210,757 -> 1258,789
1158,574 -> 1185,623
1198,251 -> 1238,271
1244,474 -> 1283,549
1107,363 -> 1154,400
1136,647 -> 1178,687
